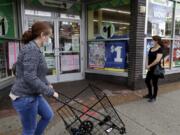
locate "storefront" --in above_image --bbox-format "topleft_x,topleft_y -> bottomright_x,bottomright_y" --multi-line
2,0 -> 180,90
85,0 -> 180,89
127,0 -> 180,89
22,0 -> 85,83
0,0 -> 86,89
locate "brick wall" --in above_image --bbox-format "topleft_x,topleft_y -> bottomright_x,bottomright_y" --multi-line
128,0 -> 146,90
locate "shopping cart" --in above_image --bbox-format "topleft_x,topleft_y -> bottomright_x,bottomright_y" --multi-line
55,84 -> 126,135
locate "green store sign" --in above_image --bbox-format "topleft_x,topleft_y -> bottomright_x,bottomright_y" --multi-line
88,0 -> 130,11
0,0 -> 17,39
28,0 -> 81,13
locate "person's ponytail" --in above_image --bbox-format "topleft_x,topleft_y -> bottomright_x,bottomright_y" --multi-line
22,30 -> 34,44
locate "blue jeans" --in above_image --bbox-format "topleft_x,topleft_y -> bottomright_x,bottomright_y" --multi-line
12,95 -> 54,135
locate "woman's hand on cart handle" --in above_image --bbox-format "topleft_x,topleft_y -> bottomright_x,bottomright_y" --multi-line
53,92 -> 59,99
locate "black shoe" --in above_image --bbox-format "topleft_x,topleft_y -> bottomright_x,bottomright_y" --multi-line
148,98 -> 156,102
143,94 -> 151,98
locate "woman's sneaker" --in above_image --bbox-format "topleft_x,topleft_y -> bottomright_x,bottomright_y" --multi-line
148,98 -> 156,102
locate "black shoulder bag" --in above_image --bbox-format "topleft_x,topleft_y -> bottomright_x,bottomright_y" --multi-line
153,56 -> 165,79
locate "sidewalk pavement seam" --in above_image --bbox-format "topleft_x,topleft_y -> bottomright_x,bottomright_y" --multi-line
117,109 -> 158,135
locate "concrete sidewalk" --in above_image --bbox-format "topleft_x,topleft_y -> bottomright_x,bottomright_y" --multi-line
51,90 -> 180,135
1,81 -> 180,135
116,90 -> 180,135
46,90 -> 180,135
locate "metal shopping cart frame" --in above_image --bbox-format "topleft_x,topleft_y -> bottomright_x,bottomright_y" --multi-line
54,84 -> 126,135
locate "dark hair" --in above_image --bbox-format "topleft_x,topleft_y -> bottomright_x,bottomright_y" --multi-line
162,39 -> 170,48
22,21 -> 52,44
152,35 -> 163,47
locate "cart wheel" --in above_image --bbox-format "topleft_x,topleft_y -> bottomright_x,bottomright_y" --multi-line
99,116 -> 111,126
119,127 -> 126,134
79,121 -> 93,134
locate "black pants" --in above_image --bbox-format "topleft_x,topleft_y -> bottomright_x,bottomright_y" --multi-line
145,71 -> 159,99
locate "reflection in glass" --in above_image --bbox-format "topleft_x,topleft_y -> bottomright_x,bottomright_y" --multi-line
88,3 -> 130,40
27,19 -> 56,75
175,3 -> 180,38
59,21 -> 80,73
147,0 -> 173,37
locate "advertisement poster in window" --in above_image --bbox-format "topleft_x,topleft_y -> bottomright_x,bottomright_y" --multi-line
61,55 -> 80,72
148,0 -> 172,37
88,42 -> 105,68
104,41 -> 127,69
8,42 -> 19,69
173,40 -> 180,67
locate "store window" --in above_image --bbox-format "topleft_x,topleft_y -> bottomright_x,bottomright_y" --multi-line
175,3 -> 180,37
0,40 -> 20,79
147,0 -> 173,37
88,6 -> 130,40
0,0 -> 20,80
173,2 -> 180,67
144,0 -> 180,76
87,0 -> 130,73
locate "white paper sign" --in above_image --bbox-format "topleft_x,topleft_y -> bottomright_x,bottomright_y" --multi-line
61,55 -> 80,71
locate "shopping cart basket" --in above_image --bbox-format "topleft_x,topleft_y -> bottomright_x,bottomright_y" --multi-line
55,84 -> 126,135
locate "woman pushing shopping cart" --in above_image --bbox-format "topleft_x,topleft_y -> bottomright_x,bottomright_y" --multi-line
54,84 -> 126,135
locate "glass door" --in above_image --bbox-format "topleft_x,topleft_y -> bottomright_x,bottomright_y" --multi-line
25,16 -> 84,83
58,20 -> 81,74
25,17 -> 56,76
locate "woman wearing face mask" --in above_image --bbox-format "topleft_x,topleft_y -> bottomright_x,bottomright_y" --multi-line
9,21 -> 59,135
144,35 -> 163,102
